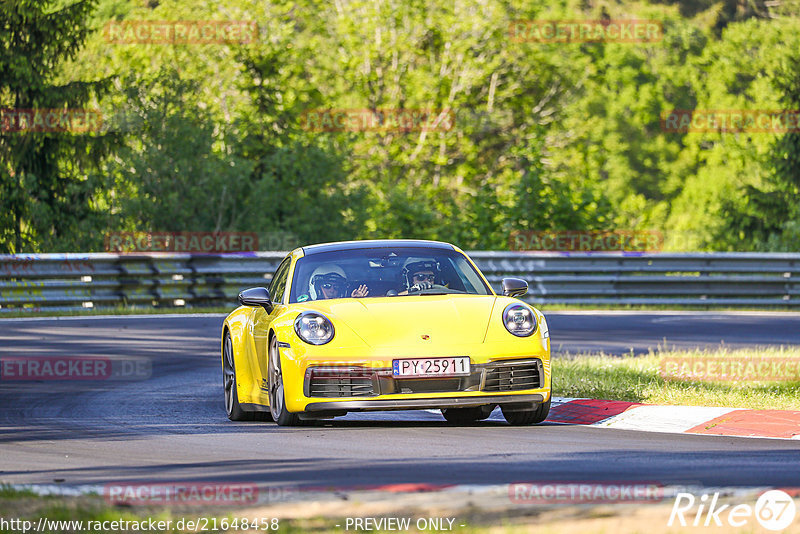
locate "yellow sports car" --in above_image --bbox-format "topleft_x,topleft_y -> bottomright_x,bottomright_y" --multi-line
221,240 -> 551,426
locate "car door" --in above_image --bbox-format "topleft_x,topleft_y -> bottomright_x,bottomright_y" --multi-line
252,255 -> 292,398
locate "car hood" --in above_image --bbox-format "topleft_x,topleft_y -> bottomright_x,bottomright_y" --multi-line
306,294 -> 498,348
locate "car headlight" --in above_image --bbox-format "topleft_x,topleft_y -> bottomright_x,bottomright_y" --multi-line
503,303 -> 537,337
294,312 -> 335,345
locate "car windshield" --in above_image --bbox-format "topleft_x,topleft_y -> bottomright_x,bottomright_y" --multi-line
288,246 -> 492,303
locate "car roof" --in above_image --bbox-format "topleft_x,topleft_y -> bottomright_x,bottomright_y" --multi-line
301,239 -> 456,256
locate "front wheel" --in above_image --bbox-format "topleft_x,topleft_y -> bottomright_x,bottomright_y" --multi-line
268,336 -> 301,426
501,399 -> 551,426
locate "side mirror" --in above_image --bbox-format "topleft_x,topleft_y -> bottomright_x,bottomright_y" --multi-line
501,277 -> 528,298
238,287 -> 273,311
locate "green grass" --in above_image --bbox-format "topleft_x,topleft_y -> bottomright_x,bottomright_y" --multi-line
0,484 -> 36,498
554,346 -> 800,410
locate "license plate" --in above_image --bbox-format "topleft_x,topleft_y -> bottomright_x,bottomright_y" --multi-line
392,357 -> 470,378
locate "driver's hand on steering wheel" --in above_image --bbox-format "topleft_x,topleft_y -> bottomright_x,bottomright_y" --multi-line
409,281 -> 434,292
351,284 -> 369,297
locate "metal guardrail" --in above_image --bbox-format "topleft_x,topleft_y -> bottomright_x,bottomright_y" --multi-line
0,251 -> 799,312
474,252 -> 800,307
0,253 -> 283,313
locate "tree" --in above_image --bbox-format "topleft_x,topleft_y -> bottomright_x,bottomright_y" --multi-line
712,49 -> 800,251
0,0 -> 116,252
100,68 -> 255,238
228,2 -> 370,244
759,52 -> 800,250
770,54 -> 800,235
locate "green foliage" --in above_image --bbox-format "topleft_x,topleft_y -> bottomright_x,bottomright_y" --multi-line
2,0 -> 799,252
99,68 -> 254,237
763,52 -> 800,251
662,17 -> 800,250
0,0 -> 118,252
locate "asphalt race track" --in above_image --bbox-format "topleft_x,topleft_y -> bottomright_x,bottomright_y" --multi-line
545,311 -> 800,354
1,312 -> 799,491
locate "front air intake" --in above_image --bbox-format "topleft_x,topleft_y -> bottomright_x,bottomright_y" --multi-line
482,359 -> 542,391
305,367 -> 377,397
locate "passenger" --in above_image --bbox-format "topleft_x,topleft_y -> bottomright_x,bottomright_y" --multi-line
308,264 -> 368,300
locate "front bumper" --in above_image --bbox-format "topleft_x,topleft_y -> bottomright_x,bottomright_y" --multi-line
305,393 -> 544,412
276,322 -> 552,412
281,351 -> 550,413
303,358 -> 544,398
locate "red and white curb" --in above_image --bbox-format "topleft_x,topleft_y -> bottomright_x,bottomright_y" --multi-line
546,397 -> 800,440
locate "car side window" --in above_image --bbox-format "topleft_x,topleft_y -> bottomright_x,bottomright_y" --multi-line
268,257 -> 291,305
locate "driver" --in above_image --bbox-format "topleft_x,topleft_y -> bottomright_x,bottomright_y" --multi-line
400,259 -> 441,294
308,264 -> 369,300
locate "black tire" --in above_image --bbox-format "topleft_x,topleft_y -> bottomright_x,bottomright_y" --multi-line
441,405 -> 495,424
501,399 -> 551,426
268,335 -> 301,426
223,332 -> 251,421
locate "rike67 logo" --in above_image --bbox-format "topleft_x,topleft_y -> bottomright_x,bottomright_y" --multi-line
669,490 -> 797,531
